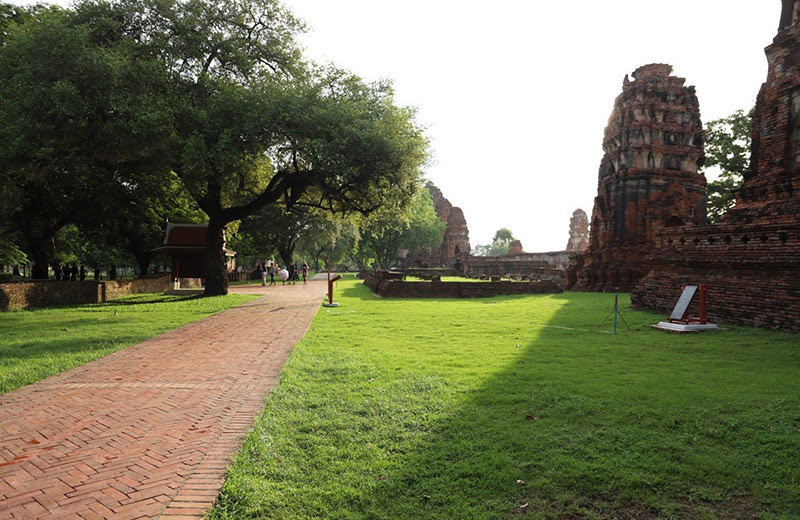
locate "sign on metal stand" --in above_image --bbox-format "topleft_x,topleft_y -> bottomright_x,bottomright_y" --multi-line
654,284 -> 718,333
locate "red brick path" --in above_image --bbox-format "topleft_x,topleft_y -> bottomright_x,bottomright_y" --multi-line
0,281 -> 327,519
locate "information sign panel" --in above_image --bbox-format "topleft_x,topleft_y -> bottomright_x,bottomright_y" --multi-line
669,285 -> 698,321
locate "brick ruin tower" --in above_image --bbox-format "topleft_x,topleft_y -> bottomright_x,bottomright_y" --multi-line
420,182 -> 471,266
575,64 -> 707,291
632,1 -> 800,331
565,209 -> 589,252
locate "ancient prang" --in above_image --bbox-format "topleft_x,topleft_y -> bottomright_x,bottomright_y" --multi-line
632,2 -> 800,331
507,240 -> 524,255
565,209 -> 589,252
417,182 -> 471,267
574,64 -> 707,291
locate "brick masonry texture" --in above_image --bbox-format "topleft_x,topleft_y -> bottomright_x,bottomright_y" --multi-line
575,63 -> 707,292
0,281 -> 326,519
0,276 -> 170,311
405,182 -> 471,268
631,4 -> 800,332
465,252 -> 578,285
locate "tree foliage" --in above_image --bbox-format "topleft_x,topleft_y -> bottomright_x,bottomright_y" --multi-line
0,0 -> 429,290
473,228 -> 516,256
355,187 -> 444,270
703,108 -> 753,223
0,3 -> 176,277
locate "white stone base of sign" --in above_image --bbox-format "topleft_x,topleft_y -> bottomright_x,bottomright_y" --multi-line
653,322 -> 719,333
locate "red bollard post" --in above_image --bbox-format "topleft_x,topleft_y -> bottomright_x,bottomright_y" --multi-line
699,284 -> 707,324
323,255 -> 342,307
326,275 -> 342,306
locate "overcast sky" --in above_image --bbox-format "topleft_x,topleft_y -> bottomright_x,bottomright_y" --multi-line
8,0 -> 782,252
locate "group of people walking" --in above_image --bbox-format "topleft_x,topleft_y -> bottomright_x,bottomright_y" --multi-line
53,262 -> 116,281
257,261 -> 309,286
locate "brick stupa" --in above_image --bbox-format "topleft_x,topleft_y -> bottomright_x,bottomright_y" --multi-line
632,0 -> 800,331
565,209 -> 589,252
574,64 -> 707,291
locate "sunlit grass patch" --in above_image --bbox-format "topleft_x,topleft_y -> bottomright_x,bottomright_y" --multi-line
210,279 -> 800,519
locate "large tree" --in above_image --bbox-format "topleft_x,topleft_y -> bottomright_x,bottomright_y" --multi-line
73,0 -> 428,295
703,108 -> 753,223
0,3 -> 174,277
1,0 -> 427,290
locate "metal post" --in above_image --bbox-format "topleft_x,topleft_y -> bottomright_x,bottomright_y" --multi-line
699,284 -> 707,324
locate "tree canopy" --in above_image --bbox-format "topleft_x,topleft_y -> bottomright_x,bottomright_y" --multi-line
354,187 -> 444,270
0,0 -> 429,291
703,108 -> 753,223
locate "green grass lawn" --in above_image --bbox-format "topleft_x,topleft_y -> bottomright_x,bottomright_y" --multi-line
0,293 -> 259,394
210,278 -> 800,520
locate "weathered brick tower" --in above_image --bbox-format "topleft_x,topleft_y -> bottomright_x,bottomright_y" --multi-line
632,1 -> 800,331
565,209 -> 589,252
575,64 -> 707,291
406,182 -> 470,268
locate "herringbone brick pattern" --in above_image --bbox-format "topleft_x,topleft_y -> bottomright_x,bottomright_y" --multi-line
0,281 -> 327,519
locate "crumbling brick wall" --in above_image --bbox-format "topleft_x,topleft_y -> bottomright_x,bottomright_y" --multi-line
0,276 -> 170,311
632,7 -> 800,332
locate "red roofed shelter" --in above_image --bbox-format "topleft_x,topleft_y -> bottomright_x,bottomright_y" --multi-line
151,223 -> 235,287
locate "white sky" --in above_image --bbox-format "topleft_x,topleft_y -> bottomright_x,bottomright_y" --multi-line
9,0 -> 781,252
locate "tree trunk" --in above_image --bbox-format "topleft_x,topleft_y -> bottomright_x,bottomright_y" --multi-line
29,238 -> 52,279
136,253 -> 151,277
204,218 -> 229,296
311,249 -> 324,271
278,243 -> 294,269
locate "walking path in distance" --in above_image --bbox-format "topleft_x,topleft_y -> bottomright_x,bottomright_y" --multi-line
0,279 -> 327,519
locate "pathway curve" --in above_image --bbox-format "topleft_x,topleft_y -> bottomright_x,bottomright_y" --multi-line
0,280 -> 327,519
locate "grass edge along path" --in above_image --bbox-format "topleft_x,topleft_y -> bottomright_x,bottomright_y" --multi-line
0,292 -> 260,394
210,278 -> 800,520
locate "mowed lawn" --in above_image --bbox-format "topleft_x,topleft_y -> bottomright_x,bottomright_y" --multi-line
211,278 -> 800,519
0,293 -> 259,394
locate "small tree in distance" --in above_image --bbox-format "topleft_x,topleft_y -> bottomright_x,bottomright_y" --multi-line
473,228 -> 516,256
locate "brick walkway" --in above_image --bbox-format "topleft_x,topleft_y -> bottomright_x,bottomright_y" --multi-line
0,280 -> 327,519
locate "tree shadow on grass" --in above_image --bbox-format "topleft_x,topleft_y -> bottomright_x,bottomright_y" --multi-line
307,292 -> 796,519
352,293 -> 796,519
100,294 -> 204,306
213,286 -> 800,519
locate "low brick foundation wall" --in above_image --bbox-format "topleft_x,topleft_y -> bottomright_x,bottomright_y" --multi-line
0,275 -> 171,311
363,272 -> 562,298
464,252 -> 577,285
631,221 -> 800,332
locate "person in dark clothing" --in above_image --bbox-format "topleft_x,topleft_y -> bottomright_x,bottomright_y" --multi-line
70,263 -> 78,281
268,262 -> 276,285
79,264 -> 87,281
94,263 -> 101,281
109,264 -> 117,280
61,264 -> 70,281
54,265 -> 62,281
